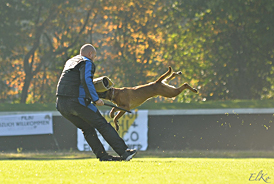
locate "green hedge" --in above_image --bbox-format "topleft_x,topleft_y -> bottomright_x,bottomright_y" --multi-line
0,99 -> 274,112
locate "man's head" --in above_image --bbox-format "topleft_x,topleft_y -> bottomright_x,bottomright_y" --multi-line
80,44 -> 97,60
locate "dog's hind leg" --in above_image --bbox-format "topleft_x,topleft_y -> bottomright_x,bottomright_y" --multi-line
155,66 -> 172,83
163,71 -> 182,83
113,111 -> 126,131
160,83 -> 198,98
177,83 -> 198,94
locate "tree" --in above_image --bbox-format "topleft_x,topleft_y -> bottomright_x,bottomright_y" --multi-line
2,0 -> 274,104
166,0 -> 274,101
1,0 -> 100,103
94,0 -> 172,88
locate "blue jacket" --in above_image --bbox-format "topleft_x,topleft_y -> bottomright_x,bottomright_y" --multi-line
56,55 -> 99,111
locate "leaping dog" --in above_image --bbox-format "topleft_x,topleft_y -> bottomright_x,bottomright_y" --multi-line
98,66 -> 198,131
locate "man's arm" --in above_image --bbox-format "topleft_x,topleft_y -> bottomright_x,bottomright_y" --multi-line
79,61 -> 100,103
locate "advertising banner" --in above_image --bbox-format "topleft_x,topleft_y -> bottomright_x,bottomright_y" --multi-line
0,113 -> 53,136
77,110 -> 148,151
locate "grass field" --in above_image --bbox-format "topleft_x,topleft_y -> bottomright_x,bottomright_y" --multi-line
1,154 -> 273,184
1,99 -> 274,184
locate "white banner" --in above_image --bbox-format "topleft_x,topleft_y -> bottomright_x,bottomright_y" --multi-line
0,113 -> 53,136
77,110 -> 148,151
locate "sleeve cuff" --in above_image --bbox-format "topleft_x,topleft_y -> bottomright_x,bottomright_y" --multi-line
92,98 -> 100,103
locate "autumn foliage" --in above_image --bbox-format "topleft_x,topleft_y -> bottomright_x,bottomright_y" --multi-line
1,0 -> 274,103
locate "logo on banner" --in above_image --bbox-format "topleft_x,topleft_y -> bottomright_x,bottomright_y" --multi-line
103,111 -> 137,140
77,110 -> 148,151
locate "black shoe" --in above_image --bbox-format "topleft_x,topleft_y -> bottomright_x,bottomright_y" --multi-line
99,155 -> 122,161
121,149 -> 137,161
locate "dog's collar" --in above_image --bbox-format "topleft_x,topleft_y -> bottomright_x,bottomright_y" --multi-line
110,88 -> 115,102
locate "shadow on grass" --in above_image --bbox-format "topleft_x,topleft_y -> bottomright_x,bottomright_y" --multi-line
0,151 -> 96,161
0,157 -> 94,161
1,150 -> 274,160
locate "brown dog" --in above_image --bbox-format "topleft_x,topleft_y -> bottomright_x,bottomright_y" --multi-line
98,66 -> 198,131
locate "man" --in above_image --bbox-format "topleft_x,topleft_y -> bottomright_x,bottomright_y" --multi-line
56,44 -> 137,161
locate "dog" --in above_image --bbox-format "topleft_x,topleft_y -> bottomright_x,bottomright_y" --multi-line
98,66 -> 198,131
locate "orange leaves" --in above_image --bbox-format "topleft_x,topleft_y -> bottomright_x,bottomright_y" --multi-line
118,22 -> 123,28
104,21 -> 109,29
80,18 -> 84,24
174,44 -> 178,49
105,37 -> 113,42
128,2 -> 134,7
4,61 -> 25,92
146,10 -> 153,15
107,23 -> 118,32
97,0 -> 166,72
63,42 -> 69,47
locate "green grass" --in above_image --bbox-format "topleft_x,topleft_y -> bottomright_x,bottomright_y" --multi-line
0,157 -> 273,184
1,99 -> 274,112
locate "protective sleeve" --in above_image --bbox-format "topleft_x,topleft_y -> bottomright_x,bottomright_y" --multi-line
79,61 -> 99,103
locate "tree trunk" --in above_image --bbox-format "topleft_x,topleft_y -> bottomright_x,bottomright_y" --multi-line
20,74 -> 33,103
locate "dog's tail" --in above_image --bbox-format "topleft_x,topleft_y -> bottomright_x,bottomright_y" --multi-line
155,66 -> 172,83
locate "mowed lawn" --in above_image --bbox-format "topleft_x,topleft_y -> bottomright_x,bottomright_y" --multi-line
0,158 -> 273,184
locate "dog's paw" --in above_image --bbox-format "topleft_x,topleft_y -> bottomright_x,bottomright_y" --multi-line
193,88 -> 198,93
177,71 -> 182,75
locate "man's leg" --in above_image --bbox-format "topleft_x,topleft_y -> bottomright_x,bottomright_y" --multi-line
57,97 -> 135,160
90,111 -> 137,160
61,113 -> 109,158
78,106 -> 128,156
57,97 -> 109,159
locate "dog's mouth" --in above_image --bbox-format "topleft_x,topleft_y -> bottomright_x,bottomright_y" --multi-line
97,88 -> 112,99
97,91 -> 108,99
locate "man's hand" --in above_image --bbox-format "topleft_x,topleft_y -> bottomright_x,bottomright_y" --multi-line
95,99 -> 104,106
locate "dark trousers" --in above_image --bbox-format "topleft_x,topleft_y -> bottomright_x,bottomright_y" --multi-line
56,96 -> 128,159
